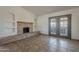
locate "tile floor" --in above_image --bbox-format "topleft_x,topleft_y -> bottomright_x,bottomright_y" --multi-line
0,35 -> 79,52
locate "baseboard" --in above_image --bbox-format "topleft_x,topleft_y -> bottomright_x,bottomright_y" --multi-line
72,38 -> 79,40
40,33 -> 49,36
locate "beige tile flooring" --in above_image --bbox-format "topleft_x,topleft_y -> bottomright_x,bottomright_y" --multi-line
0,35 -> 79,52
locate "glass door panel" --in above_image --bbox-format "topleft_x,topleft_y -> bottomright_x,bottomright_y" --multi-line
50,18 -> 57,35
59,17 -> 68,36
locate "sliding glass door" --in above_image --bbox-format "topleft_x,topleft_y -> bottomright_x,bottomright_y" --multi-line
49,14 -> 71,39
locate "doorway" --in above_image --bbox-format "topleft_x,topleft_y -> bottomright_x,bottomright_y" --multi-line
49,14 -> 71,39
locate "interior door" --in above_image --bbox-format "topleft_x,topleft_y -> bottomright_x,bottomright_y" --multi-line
49,14 -> 71,39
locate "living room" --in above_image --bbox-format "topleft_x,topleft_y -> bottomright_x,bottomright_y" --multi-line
0,6 -> 79,52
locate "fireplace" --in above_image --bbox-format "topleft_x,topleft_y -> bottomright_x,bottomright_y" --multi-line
23,27 -> 29,33
17,21 -> 33,34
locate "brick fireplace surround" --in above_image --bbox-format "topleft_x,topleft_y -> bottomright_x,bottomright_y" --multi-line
17,21 -> 33,34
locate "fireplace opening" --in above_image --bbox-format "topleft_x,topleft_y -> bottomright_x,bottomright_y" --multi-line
23,27 -> 29,33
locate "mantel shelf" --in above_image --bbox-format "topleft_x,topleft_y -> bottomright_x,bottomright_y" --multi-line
17,21 -> 33,24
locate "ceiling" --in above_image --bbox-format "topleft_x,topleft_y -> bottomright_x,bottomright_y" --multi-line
22,6 -> 79,16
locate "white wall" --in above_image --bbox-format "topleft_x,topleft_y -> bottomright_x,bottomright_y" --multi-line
37,8 -> 79,40
0,7 -> 35,38
1,7 -> 79,40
